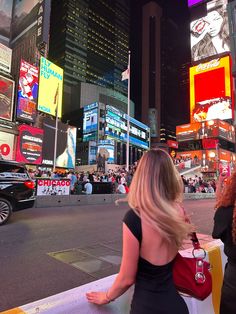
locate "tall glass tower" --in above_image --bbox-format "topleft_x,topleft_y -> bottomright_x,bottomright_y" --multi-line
49,0 -> 129,97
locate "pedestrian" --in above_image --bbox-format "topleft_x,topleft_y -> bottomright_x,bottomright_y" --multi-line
212,171 -> 236,314
86,149 -> 194,313
84,179 -> 93,195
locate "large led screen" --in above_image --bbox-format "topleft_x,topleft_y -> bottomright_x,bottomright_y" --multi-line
16,60 -> 38,122
16,125 -> 43,165
11,0 -> 39,40
190,56 -> 233,123
105,105 -> 150,150
190,0 -> 229,62
0,131 -> 15,160
83,103 -> 98,142
0,76 -> 14,121
38,57 -> 63,118
0,0 -> 13,41
177,119 -> 235,143
42,117 -> 76,169
98,142 -> 115,164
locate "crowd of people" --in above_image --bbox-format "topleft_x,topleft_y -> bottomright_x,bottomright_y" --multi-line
29,161 -> 217,195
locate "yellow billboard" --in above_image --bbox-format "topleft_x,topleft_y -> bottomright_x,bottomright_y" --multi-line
38,57 -> 63,118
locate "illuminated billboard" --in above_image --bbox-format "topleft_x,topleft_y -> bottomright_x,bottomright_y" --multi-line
177,119 -> 235,143
0,43 -> 12,73
0,131 -> 15,160
16,125 -> 43,165
83,103 -> 98,142
98,140 -> 115,164
0,0 -> 13,41
16,60 -> 38,122
190,0 -> 229,62
190,56 -> 233,123
42,117 -> 76,169
11,0 -> 39,40
38,57 -> 63,118
0,76 -> 14,121
105,105 -> 150,150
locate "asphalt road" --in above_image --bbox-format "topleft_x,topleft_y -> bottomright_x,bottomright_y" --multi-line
0,199 -> 216,311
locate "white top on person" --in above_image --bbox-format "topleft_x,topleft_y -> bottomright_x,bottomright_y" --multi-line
117,183 -> 126,194
84,180 -> 93,194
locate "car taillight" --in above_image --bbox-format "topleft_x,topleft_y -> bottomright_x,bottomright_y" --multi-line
24,181 -> 35,189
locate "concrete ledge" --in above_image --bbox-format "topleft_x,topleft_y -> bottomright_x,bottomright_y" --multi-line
3,239 -> 225,314
183,193 -> 215,200
34,193 -> 214,208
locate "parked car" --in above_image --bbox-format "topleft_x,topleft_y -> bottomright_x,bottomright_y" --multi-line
0,160 -> 35,225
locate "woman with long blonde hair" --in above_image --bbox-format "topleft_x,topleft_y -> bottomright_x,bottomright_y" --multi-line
212,171 -> 236,314
86,149 -> 194,313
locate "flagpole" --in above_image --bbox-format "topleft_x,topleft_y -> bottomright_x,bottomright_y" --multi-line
126,51 -> 131,172
53,87 -> 59,172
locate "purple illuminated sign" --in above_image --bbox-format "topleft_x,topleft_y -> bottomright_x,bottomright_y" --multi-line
188,0 -> 204,7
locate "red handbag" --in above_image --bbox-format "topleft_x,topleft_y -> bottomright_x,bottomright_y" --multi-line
173,232 -> 212,301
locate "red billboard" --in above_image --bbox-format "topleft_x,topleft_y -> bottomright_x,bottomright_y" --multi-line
16,60 -> 39,122
16,125 -> 44,165
0,75 -> 14,121
190,56 -> 233,123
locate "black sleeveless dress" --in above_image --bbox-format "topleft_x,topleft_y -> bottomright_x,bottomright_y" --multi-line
123,209 -> 189,314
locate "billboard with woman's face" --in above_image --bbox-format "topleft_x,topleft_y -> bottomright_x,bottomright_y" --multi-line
190,0 -> 229,62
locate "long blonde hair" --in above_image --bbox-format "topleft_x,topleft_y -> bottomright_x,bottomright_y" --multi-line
128,149 -> 194,248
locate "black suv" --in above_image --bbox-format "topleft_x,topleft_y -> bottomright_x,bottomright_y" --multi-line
0,160 -> 35,225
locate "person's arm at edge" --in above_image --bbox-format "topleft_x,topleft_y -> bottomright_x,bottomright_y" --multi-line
86,223 -> 139,304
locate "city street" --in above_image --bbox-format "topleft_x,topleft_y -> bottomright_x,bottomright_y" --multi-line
0,199 -> 216,311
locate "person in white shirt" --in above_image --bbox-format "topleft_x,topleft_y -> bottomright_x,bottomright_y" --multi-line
84,180 -> 93,194
117,182 -> 126,194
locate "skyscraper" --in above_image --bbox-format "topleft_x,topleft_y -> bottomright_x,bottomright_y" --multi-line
49,0 -> 130,116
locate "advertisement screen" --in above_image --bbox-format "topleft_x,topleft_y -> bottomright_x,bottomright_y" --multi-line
190,0 -> 229,62
0,76 -> 14,121
38,57 -> 63,118
0,0 -> 13,40
42,117 -> 76,169
83,103 -> 98,142
177,119 -> 235,143
98,143 -> 115,164
36,179 -> 70,196
0,43 -> 12,73
11,0 -> 39,40
16,125 -> 43,165
16,60 -> 38,122
190,56 -> 233,123
105,105 -> 150,149
0,131 -> 15,160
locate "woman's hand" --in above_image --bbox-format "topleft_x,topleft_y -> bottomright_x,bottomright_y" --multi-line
86,291 -> 110,305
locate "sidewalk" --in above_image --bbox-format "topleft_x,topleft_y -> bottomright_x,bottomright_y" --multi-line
1,235 -> 225,314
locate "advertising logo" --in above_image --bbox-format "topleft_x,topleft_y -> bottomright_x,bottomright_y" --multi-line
42,117 -> 76,169
0,75 -> 14,121
16,125 -> 44,165
0,43 -> 12,73
17,60 -> 38,122
38,57 -> 63,118
0,131 -> 15,160
189,56 -> 233,123
190,0 -> 229,62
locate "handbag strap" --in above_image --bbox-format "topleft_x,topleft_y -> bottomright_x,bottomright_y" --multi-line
190,232 -> 201,250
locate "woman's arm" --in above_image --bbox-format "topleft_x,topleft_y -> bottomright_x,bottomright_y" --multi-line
86,223 -> 139,305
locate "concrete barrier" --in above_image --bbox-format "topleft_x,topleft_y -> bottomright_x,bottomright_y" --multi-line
2,239 -> 226,314
34,193 -> 215,208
